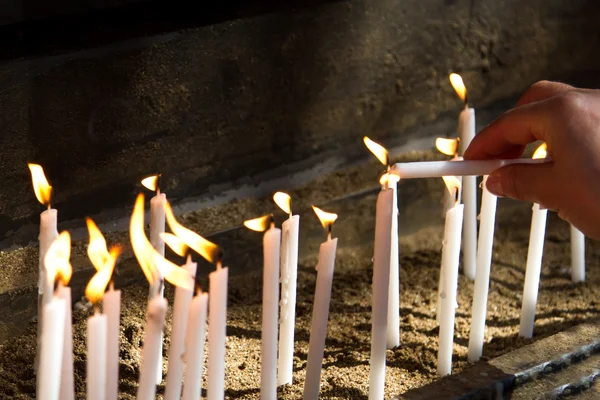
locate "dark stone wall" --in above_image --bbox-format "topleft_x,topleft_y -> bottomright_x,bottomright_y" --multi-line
0,0 -> 599,246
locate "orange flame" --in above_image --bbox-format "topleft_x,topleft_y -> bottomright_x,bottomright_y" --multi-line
363,136 -> 389,166
28,164 -> 52,206
442,176 -> 462,204
130,194 -> 193,290
160,232 -> 189,257
532,143 -> 547,159
45,231 -> 72,287
273,192 -> 292,215
379,172 -> 401,186
164,201 -> 221,264
85,218 -> 121,304
141,175 -> 160,192
312,206 -> 337,230
244,215 -> 272,232
436,138 -> 459,157
449,73 -> 467,102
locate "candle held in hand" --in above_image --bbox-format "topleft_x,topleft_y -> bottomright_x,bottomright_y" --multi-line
303,207 -> 338,400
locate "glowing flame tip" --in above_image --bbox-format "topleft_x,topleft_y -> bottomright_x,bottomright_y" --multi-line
363,136 -> 389,166
436,137 -> 459,156
312,206 -> 337,230
273,192 -> 292,215
449,73 -> 467,102
28,163 -> 52,206
532,143 -> 548,159
244,215 -> 272,232
141,175 -> 161,192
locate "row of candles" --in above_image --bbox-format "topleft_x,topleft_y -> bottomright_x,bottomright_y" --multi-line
365,73 -> 586,384
31,72 -> 585,400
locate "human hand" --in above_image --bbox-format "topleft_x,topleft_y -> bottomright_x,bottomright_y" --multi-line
464,80 -> 600,239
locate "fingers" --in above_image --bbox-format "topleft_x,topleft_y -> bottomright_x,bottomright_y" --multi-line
485,162 -> 557,206
464,99 -> 554,160
515,80 -> 574,107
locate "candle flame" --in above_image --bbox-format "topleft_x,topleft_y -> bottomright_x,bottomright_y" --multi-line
164,201 -> 221,264
449,73 -> 467,102
363,136 -> 389,166
312,206 -> 337,230
161,232 -> 189,257
244,215 -> 272,232
442,176 -> 462,204
532,143 -> 547,159
85,218 -> 121,305
141,175 -> 160,192
130,194 -> 194,290
273,192 -> 292,215
379,172 -> 401,186
28,163 -> 52,206
435,137 -> 459,156
45,231 -> 72,287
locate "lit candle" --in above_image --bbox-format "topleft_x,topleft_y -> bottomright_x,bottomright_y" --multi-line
449,73 -> 477,281
103,284 -> 121,400
467,176 -> 498,362
38,231 -> 72,400
571,226 -> 585,282
28,163 -> 59,375
369,177 -> 394,400
519,144 -> 549,338
163,201 -> 224,400
244,215 -> 281,399
130,194 -> 195,400
182,289 -> 209,400
163,233 -> 197,400
273,192 -> 300,387
390,158 -> 546,179
437,177 -> 464,376
141,174 -> 166,383
435,138 -> 463,216
303,206 -> 338,400
363,137 -> 400,349
85,218 -> 121,400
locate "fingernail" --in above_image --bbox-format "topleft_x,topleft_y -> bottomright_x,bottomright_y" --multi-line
485,175 -> 504,197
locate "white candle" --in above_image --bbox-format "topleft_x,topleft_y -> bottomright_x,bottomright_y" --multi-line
182,291 -> 209,400
56,284 -> 74,400
518,203 -> 548,338
136,296 -> 168,400
104,285 -> 121,400
391,158 -> 546,179
38,296 -> 66,400
303,206 -> 338,400
441,157 -> 463,216
87,311 -> 107,400
262,225 -> 281,400
437,200 -> 464,376
459,107 -> 477,281
150,191 -> 166,383
277,214 -> 300,387
571,226 -> 585,282
386,177 -> 400,349
207,265 -> 228,400
368,187 -> 393,400
467,176 -> 498,362
165,257 -> 197,400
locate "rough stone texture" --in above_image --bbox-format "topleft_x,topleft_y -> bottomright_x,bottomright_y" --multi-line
0,0 -> 598,247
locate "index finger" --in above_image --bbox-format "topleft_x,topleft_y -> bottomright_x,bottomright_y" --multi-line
464,99 -> 553,160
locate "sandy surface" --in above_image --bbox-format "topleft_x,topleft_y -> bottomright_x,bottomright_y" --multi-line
0,194 -> 598,399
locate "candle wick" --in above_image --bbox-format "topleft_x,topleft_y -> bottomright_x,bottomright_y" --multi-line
327,224 -> 332,241
47,203 -> 51,211
93,303 -> 100,315
187,253 -> 192,264
109,281 -> 115,291
216,260 -> 222,271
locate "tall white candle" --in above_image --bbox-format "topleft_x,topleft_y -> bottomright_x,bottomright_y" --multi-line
437,192 -> 464,376
87,311 -> 107,400
104,285 -> 121,400
150,191 -> 166,383
303,206 -> 338,400
369,186 -> 394,400
459,107 -> 477,281
467,176 -> 498,362
277,214 -> 300,387
571,226 -> 585,282
387,176 -> 400,349
137,296 -> 168,400
518,203 -> 548,338
38,297 -> 66,400
182,291 -> 209,400
208,265 -> 228,400
56,284 -> 74,400
164,257 -> 197,400
261,224 -> 281,400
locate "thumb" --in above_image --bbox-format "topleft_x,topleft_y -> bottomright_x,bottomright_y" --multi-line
485,162 -> 556,205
